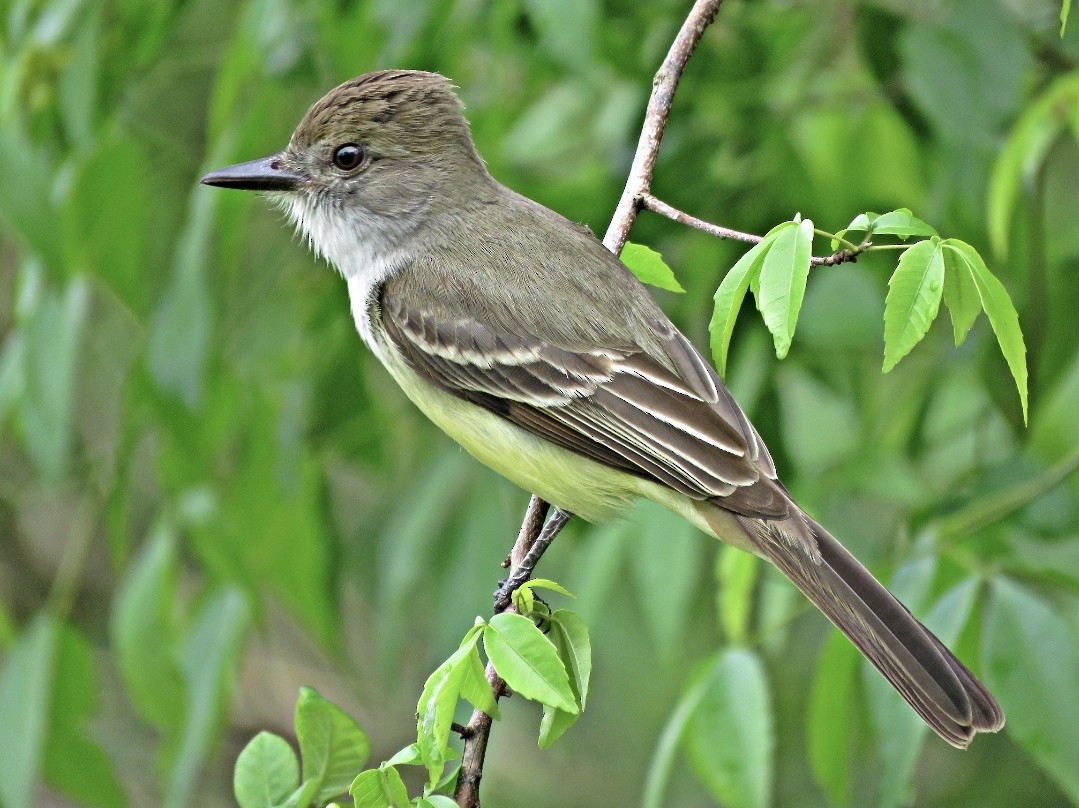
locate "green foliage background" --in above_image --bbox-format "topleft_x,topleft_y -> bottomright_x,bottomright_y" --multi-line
2,0 -> 1079,806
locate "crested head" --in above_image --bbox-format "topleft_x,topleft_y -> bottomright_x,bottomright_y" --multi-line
262,70 -> 494,278
290,70 -> 480,162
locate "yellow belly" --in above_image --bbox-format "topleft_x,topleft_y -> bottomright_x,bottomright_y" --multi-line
370,331 -> 727,540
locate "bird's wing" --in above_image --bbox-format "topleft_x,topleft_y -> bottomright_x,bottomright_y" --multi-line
377,281 -> 790,519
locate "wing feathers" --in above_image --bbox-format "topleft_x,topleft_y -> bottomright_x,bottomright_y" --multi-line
381,291 -> 781,510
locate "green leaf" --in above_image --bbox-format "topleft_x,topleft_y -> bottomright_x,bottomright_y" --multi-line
519,579 -> 575,599
296,687 -> 371,803
716,546 -> 758,646
378,450 -> 475,668
941,243 -> 982,345
416,797 -> 458,808
483,613 -> 577,713
166,587 -> 251,808
0,613 -> 59,808
643,662 -> 714,808
550,609 -> 591,708
149,179 -> 219,408
279,779 -> 320,808
62,136 -> 151,312
0,132 -> 67,273
17,270 -> 89,482
807,633 -> 861,806
621,241 -> 685,292
1063,0 -> 1072,36
458,644 -> 499,719
831,211 -> 875,249
756,217 -> 813,359
538,608 -> 592,748
416,628 -> 481,785
864,209 -> 937,239
709,228 -> 781,376
42,625 -> 127,808
57,5 -> 99,148
775,365 -> 860,472
379,764 -> 409,808
629,501 -> 702,660
987,74 -> 1078,256
234,732 -> 299,808
941,240 -> 1028,421
350,770 -> 390,808
538,702 -> 579,750
984,578 -> 1079,803
384,745 -> 422,768
110,518 -> 184,731
882,238 -> 944,372
686,649 -> 774,808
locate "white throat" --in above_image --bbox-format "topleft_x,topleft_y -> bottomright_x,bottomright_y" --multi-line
276,191 -> 414,349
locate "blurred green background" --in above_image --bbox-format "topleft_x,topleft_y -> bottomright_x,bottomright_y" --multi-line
2,0 -> 1079,806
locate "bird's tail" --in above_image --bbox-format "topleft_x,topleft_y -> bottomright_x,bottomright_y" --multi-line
713,508 -> 1005,747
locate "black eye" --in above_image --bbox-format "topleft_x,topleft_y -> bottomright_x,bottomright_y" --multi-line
332,143 -> 366,171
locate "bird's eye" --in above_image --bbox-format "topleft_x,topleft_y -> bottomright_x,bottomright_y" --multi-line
332,143 -> 366,171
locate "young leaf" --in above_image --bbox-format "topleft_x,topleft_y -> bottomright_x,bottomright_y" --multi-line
831,211 -> 875,250
458,644 -> 499,718
942,240 -> 1028,421
941,245 -> 982,345
549,609 -> 592,708
296,687 -> 371,804
416,796 -> 459,808
383,744 -> 422,768
278,778 -> 320,808
882,239 -> 944,372
756,217 -> 813,359
349,770 -> 390,808
866,208 -> 937,239
621,241 -> 685,293
686,649 -> 774,808
378,765 -> 409,808
538,608 -> 592,748
483,613 -> 578,713
519,579 -> 575,599
234,732 -> 299,808
416,634 -> 476,785
985,579 -> 1079,803
710,225 -> 785,376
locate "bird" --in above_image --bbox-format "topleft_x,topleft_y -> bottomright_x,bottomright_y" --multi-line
201,69 -> 1004,747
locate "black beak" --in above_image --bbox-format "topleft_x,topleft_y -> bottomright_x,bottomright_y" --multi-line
200,154 -> 304,191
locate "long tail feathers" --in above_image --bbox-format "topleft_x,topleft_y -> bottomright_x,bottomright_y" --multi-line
739,512 -> 1004,748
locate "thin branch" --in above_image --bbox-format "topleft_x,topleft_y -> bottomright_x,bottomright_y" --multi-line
642,193 -> 871,266
641,193 -> 760,245
604,0 -> 726,254
454,499 -> 565,808
495,509 -> 573,611
457,2 -> 727,805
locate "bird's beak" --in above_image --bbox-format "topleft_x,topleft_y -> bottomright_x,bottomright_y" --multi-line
200,154 -> 304,191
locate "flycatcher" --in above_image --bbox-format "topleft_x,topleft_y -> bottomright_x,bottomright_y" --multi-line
202,70 -> 1003,747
